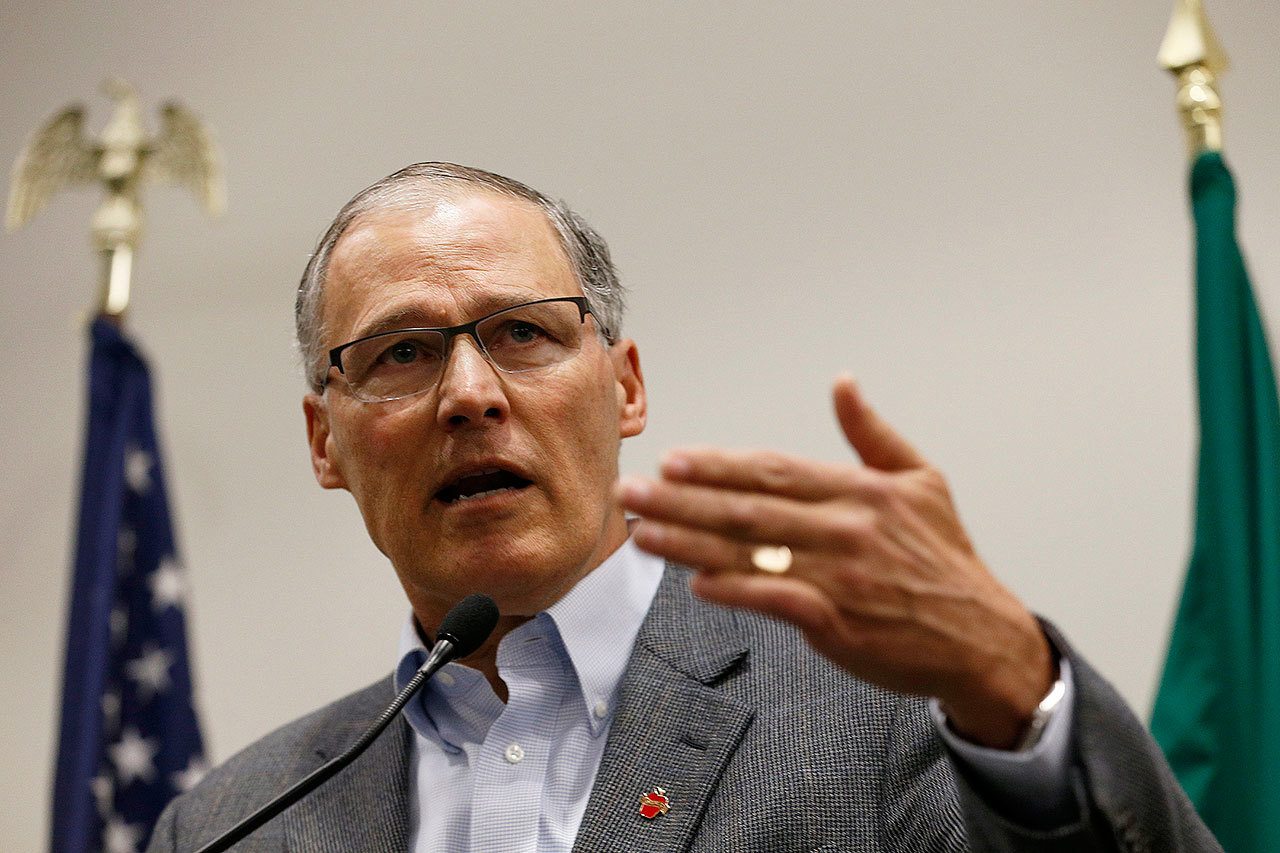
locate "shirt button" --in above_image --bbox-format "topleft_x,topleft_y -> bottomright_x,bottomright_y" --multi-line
593,700 -> 609,719
504,743 -> 525,764
436,671 -> 455,687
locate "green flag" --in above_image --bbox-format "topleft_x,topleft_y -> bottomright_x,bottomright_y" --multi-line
1151,151 -> 1280,851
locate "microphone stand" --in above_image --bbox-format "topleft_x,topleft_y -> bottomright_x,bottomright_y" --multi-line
191,590 -> 499,852
193,638 -> 457,853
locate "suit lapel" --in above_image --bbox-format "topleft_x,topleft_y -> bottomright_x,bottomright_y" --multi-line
281,682 -> 414,852
573,566 -> 754,853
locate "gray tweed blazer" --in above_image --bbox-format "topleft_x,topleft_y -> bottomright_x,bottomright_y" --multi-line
148,566 -> 1220,852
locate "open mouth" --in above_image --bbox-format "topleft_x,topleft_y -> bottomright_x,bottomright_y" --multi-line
435,468 -> 533,504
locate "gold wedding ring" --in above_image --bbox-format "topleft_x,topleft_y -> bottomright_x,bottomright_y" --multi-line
750,545 -> 793,574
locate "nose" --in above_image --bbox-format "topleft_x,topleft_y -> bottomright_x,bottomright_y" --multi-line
435,335 -> 509,432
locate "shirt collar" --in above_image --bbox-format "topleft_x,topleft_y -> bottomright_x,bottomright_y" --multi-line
394,536 -> 665,742
544,536 -> 665,733
396,614 -> 503,753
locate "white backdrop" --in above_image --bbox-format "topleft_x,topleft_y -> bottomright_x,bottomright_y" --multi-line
3,2 -> 1278,846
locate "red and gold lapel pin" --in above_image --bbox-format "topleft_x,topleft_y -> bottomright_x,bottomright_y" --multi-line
639,787 -> 670,819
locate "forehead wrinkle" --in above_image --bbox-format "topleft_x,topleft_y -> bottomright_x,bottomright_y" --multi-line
338,233 -> 494,286
350,286 -> 556,342
335,223 -> 560,296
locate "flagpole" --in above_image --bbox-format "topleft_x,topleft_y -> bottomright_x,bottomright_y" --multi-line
1158,0 -> 1229,156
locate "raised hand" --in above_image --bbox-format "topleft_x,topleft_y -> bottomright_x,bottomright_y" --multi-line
617,375 -> 1054,749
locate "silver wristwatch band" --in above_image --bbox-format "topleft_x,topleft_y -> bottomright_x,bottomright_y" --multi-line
1015,677 -> 1068,751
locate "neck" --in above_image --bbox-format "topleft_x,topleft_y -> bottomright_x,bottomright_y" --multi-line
410,516 -> 633,701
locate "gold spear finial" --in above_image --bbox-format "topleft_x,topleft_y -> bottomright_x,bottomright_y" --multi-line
1159,0 -> 1230,156
5,79 -> 224,319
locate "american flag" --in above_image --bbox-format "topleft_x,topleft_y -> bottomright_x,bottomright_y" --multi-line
51,318 -> 206,853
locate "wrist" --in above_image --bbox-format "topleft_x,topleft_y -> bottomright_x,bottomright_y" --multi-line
941,623 -> 1058,750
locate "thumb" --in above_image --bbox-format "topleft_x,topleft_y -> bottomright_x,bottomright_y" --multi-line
833,375 -> 926,472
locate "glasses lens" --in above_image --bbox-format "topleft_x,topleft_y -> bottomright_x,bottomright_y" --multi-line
341,330 -> 446,402
477,300 -> 586,373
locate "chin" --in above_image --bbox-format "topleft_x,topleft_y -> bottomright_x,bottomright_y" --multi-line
402,534 -> 592,616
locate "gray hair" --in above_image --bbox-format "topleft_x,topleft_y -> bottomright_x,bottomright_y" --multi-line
296,162 -> 625,392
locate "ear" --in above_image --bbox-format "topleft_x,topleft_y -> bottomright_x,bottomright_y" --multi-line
303,393 -> 348,490
610,339 -> 647,439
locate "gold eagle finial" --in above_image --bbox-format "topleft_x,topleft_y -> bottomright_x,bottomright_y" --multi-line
6,79 -> 224,316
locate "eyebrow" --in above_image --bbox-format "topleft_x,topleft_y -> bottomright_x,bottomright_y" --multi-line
352,307 -> 438,341
348,289 -> 562,342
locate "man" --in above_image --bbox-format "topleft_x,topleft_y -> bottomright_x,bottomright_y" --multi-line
149,163 -> 1218,851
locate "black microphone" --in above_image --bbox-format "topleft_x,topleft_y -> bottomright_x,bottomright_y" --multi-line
195,593 -> 499,853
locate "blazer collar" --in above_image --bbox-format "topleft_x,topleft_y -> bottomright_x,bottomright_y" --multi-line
281,676 -> 413,852
573,564 -> 754,853
635,563 -> 749,684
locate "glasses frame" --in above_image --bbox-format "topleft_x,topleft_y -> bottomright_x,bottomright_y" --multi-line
325,296 -> 602,402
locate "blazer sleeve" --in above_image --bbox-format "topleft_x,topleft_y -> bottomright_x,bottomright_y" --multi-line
948,619 -> 1223,853
144,799 -> 177,852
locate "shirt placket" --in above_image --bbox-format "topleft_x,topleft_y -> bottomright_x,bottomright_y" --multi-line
470,629 -> 567,853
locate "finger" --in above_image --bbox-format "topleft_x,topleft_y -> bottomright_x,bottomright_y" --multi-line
618,476 -> 870,552
689,570 -> 835,637
636,518 -> 902,616
833,375 -> 926,473
632,520 -> 759,574
659,446 -> 863,501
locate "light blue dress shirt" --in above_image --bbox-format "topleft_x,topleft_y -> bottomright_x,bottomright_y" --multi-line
395,538 -> 665,853
395,538 -> 1076,851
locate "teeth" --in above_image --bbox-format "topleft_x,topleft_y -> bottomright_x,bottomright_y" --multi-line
454,486 -> 515,502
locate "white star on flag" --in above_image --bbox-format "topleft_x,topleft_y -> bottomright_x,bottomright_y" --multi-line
124,446 -> 153,494
109,727 -> 158,786
125,645 -> 173,701
91,772 -> 114,816
171,755 -> 209,792
149,558 -> 186,611
103,815 -> 144,853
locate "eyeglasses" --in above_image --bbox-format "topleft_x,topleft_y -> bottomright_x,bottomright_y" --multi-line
326,296 -> 602,403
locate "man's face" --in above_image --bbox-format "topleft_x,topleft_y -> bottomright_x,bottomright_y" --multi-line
303,191 -> 646,624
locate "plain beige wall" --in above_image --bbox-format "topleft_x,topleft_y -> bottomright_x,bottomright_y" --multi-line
3,1 -> 1278,846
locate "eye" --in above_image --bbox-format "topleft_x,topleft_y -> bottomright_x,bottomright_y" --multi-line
388,341 -> 420,363
507,322 -> 543,344
366,335 -> 440,368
